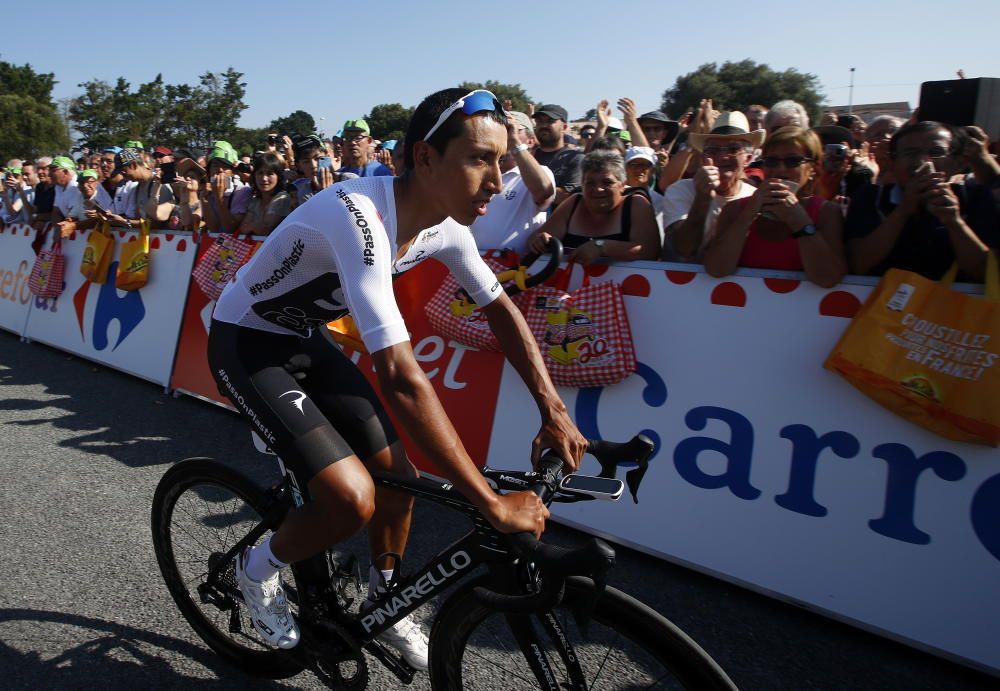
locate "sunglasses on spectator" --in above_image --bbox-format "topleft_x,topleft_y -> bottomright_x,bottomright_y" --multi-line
702,144 -> 748,157
344,134 -> 369,143
580,130 -> 596,139
423,90 -> 506,141
893,146 -> 950,161
762,155 -> 813,169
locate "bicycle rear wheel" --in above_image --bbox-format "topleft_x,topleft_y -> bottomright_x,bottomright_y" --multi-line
150,457 -> 304,679
429,575 -> 737,690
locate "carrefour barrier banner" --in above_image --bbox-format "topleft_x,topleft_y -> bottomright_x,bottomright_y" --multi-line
23,229 -> 198,386
0,224 -> 37,335
486,263 -> 999,673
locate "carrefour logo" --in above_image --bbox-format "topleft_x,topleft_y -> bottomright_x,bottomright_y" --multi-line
575,359 -> 1000,565
0,260 -> 32,305
72,260 -> 145,351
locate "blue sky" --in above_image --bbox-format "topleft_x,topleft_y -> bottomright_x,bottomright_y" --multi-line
6,0 -> 999,133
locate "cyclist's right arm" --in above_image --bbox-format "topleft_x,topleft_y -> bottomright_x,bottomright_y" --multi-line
371,344 -> 549,538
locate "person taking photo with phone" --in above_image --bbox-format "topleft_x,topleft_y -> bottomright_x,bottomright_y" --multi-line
705,126 -> 847,288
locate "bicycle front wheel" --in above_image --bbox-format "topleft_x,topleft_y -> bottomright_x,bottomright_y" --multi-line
150,457 -> 304,679
429,576 -> 737,690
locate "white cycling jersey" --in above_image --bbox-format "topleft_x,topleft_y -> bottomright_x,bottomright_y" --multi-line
214,176 -> 502,353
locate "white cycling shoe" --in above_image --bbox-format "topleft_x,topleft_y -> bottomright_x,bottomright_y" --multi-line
236,548 -> 300,650
377,614 -> 429,670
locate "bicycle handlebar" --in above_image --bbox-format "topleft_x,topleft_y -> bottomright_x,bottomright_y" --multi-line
474,435 -> 654,613
501,236 -> 563,297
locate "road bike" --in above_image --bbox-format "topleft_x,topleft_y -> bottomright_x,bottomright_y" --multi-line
151,433 -> 738,689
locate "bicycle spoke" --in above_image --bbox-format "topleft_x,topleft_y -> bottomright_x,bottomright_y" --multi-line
465,646 -> 539,686
589,630 -> 622,689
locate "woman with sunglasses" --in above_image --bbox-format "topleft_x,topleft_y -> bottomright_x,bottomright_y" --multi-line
704,126 -> 847,288
206,87 -> 586,662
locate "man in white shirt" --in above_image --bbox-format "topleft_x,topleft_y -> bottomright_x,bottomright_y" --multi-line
662,111 -> 764,262
49,156 -> 79,234
471,111 -> 555,253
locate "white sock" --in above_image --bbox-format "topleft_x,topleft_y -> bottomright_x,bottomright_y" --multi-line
245,536 -> 287,582
368,565 -> 395,599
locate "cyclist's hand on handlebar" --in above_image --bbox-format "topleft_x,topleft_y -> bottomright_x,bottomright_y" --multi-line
485,491 -> 550,539
532,411 -> 587,472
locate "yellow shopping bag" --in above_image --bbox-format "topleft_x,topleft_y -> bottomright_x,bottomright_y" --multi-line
115,220 -> 151,291
80,222 -> 115,284
824,252 -> 1000,445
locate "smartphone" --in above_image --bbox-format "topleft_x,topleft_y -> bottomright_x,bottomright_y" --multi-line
781,180 -> 800,194
559,474 -> 625,501
317,156 -> 333,172
160,161 -> 176,184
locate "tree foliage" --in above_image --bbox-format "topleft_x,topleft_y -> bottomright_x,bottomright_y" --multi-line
267,110 -> 316,137
364,103 -> 414,142
0,94 -> 70,160
69,68 -> 248,151
0,60 -> 68,159
661,60 -> 825,124
458,80 -> 534,113
0,60 -> 57,106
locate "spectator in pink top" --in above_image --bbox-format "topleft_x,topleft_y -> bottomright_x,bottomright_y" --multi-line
704,126 -> 847,288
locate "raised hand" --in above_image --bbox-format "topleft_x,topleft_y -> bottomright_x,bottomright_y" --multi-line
695,157 -> 720,197
596,99 -> 610,129
617,97 -> 638,125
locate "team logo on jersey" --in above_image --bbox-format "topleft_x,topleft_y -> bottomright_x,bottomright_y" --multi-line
279,390 -> 308,414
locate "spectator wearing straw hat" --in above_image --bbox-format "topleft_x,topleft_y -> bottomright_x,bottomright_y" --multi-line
662,111 -> 762,261
470,111 -> 555,253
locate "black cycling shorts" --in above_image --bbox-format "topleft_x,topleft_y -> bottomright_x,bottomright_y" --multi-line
207,319 -> 399,487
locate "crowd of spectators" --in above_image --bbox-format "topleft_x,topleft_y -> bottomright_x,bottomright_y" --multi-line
2,93 -> 998,285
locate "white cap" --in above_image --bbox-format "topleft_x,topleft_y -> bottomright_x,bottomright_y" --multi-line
625,146 -> 656,166
606,116 -> 624,131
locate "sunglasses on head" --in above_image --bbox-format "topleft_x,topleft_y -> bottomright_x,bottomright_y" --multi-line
824,144 -> 849,160
762,155 -> 812,169
423,90 -> 506,142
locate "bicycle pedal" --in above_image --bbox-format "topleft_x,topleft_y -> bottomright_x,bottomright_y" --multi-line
365,639 -> 416,683
228,607 -> 243,634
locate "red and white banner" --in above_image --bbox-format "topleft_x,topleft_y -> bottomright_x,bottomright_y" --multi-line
0,224 -> 38,335
23,229 -> 198,386
486,262 -> 1000,675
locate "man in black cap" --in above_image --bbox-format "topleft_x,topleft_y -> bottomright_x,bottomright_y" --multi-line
532,104 -> 583,207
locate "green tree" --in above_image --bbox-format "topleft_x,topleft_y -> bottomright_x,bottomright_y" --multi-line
0,60 -> 57,106
0,94 -> 70,160
661,60 -> 825,124
68,68 -> 249,151
228,127 -> 269,157
267,110 -> 316,137
364,103 -> 414,141
458,80 -> 534,113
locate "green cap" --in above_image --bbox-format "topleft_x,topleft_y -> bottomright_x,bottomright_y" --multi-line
342,119 -> 370,135
49,156 -> 76,171
207,140 -> 238,167
5,166 -> 22,175
124,140 -> 144,150
79,169 -> 99,180
613,129 -> 632,143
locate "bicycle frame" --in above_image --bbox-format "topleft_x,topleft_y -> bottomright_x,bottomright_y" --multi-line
197,460 -> 593,688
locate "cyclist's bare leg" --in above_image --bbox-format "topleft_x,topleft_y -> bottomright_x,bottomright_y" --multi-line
362,440 -> 417,570
268,455 -> 376,564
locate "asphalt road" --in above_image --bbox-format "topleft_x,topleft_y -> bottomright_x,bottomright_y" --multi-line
0,329 -> 995,690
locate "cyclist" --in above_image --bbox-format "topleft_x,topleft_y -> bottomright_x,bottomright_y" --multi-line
207,87 -> 588,668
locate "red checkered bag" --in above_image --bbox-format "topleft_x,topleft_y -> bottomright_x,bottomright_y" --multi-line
521,261 -> 637,387
425,255 -> 531,351
192,230 -> 256,301
28,226 -> 66,299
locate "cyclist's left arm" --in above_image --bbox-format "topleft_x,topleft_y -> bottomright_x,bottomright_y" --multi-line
481,293 -> 586,471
